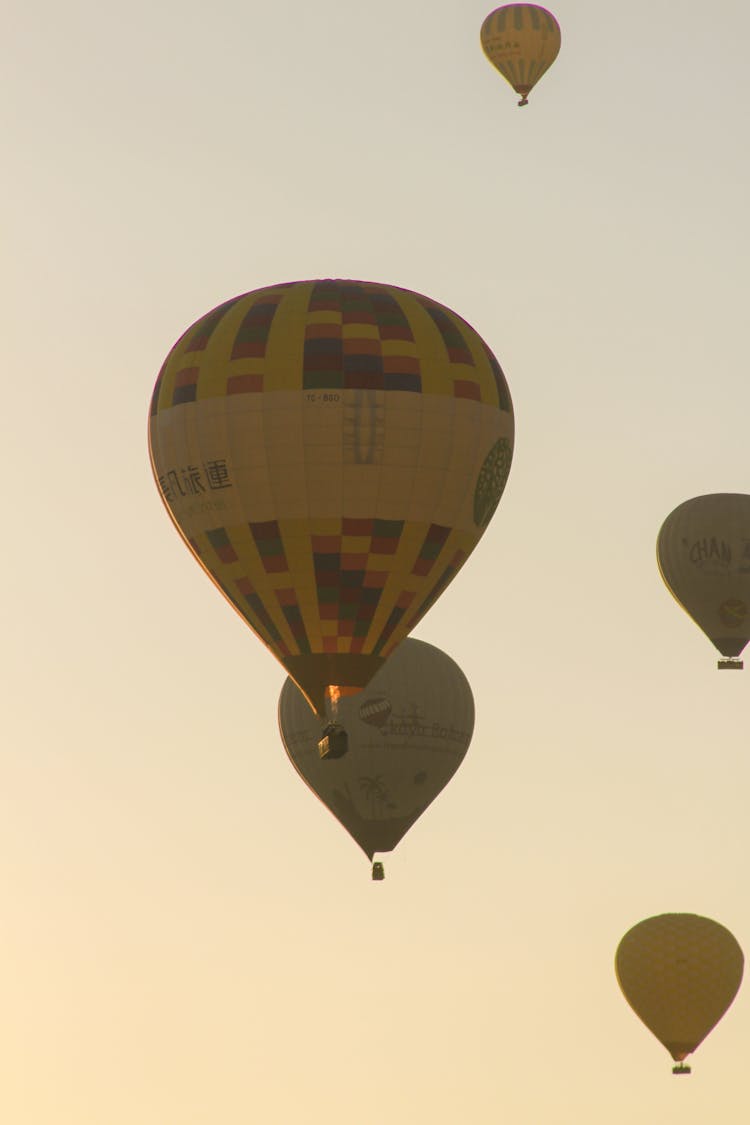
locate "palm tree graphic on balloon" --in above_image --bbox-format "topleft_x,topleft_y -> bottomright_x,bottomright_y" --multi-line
358,775 -> 397,817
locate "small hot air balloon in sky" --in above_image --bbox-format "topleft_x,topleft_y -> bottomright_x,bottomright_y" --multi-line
278,637 -> 474,878
149,280 -> 513,716
615,913 -> 744,1074
657,493 -> 750,669
480,4 -> 561,106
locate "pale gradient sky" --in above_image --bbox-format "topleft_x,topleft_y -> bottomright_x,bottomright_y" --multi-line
4,0 -> 750,1121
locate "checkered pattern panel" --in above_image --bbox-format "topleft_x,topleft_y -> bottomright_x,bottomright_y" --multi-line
150,280 -> 512,411
190,516 -> 476,663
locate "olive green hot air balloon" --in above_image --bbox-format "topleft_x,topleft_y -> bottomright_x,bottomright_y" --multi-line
480,4 -> 561,106
657,493 -> 750,669
615,913 -> 744,1074
278,637 -> 474,878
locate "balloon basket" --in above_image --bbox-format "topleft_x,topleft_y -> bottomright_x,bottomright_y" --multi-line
672,1064 -> 691,1075
372,861 -> 385,881
317,723 -> 349,760
718,659 -> 743,670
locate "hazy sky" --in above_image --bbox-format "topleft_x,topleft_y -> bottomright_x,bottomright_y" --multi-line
5,0 -> 750,1121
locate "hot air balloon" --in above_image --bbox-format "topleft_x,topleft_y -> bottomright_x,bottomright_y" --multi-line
149,280 -> 513,716
657,493 -> 750,669
278,637 -> 474,878
615,913 -> 744,1074
480,4 -> 561,106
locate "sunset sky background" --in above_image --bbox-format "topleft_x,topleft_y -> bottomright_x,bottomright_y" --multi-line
5,0 -> 750,1121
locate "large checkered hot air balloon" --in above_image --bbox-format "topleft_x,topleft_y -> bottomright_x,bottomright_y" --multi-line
149,280 -> 513,715
481,4 -> 561,106
615,913 -> 744,1074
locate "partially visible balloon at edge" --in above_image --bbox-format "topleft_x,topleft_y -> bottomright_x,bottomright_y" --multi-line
480,4 -> 561,106
149,279 -> 513,714
278,637 -> 474,864
657,493 -> 750,668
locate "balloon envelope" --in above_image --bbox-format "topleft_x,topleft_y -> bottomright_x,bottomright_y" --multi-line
615,913 -> 744,1065
480,4 -> 561,105
278,638 -> 474,861
149,280 -> 513,715
657,493 -> 750,663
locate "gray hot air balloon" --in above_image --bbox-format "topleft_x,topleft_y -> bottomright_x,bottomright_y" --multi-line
657,494 -> 750,669
278,638 -> 474,878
